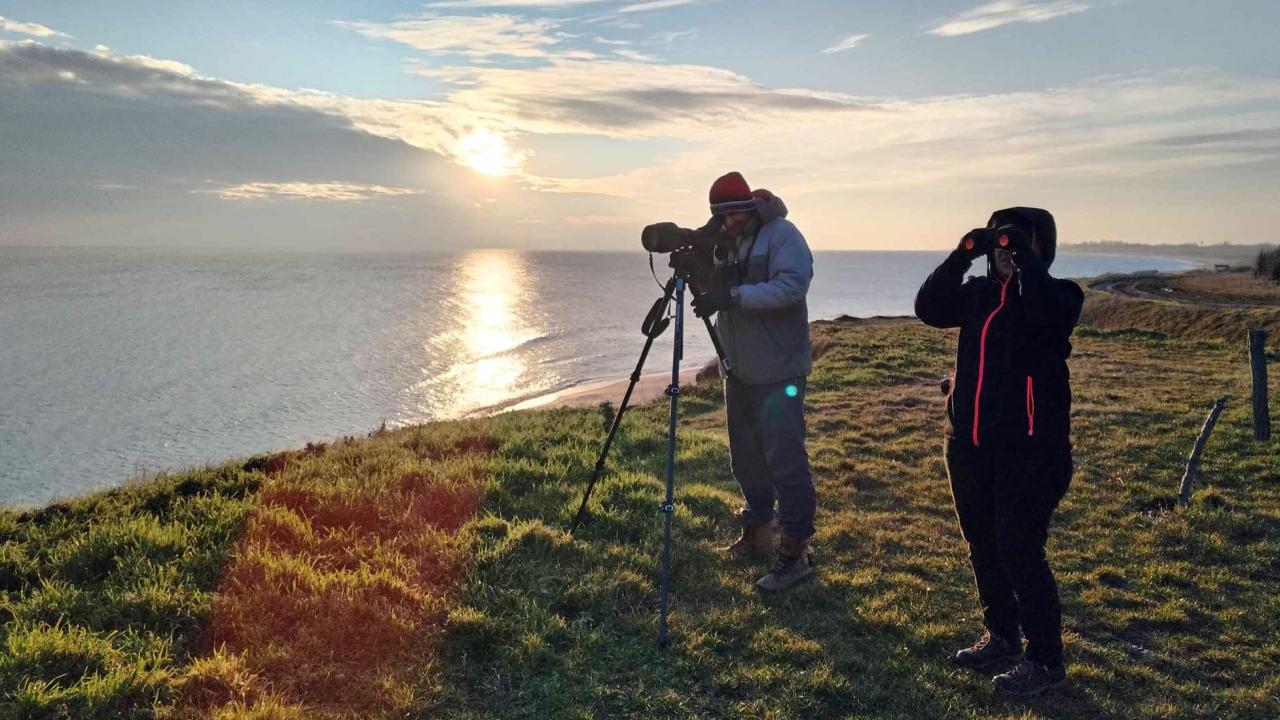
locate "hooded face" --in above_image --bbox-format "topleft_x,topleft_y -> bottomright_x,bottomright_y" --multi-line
987,207 -> 1058,268
993,249 -> 1016,281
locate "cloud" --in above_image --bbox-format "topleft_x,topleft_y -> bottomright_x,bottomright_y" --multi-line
823,34 -> 870,54
527,70 -> 1280,210
422,58 -> 872,138
0,15 -> 68,38
202,181 -> 425,202
928,1 -> 1090,37
419,0 -> 709,11
92,44 -> 195,75
0,40 -> 642,250
425,0 -> 606,7
1143,127 -> 1280,148
334,14 -> 564,58
656,29 -> 698,44
6,35 -> 1280,250
611,48 -> 660,62
618,0 -> 704,12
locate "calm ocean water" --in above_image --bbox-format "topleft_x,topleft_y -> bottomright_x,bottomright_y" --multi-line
0,247 -> 1190,507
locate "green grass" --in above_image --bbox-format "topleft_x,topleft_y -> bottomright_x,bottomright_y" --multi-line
437,320 -> 1280,720
1,467 -> 259,718
2,318 -> 1278,718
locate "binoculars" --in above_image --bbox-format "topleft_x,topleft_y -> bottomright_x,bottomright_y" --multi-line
962,225 -> 1030,254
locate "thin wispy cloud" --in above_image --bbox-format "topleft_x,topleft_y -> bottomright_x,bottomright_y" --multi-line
656,29 -> 698,44
618,0 -> 704,13
823,33 -> 870,54
425,0 -> 606,7
204,181 -> 424,202
421,0 -> 708,11
928,1 -> 1090,37
611,48 -> 660,62
0,15 -> 69,38
334,14 -> 564,58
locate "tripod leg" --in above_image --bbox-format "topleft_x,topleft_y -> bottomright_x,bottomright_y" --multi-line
697,314 -> 732,379
569,276 -> 677,534
658,276 -> 685,648
569,333 -> 656,534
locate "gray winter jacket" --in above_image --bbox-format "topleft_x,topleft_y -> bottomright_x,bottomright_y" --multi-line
714,191 -> 814,385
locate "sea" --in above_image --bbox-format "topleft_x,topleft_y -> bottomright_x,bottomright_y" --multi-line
0,247 -> 1192,508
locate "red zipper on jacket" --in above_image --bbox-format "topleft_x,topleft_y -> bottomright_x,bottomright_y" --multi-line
972,276 -> 1011,447
1026,375 -> 1035,436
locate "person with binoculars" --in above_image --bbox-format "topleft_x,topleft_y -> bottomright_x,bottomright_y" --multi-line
915,208 -> 1084,696
686,171 -> 818,593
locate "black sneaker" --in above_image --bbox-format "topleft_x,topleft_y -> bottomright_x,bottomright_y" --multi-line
953,630 -> 1022,669
993,659 -> 1068,697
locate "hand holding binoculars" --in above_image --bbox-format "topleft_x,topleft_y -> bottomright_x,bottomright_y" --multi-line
959,225 -> 1031,258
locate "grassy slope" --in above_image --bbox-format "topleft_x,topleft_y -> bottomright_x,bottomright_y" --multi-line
437,320 -> 1279,720
1081,271 -> 1280,342
3,314 -> 1279,719
0,468 -> 259,717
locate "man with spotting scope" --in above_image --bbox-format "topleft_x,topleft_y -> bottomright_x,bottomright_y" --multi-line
688,171 -> 817,593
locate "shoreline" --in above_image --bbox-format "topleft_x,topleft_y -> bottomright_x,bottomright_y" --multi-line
465,257 -> 1208,418
478,367 -> 707,414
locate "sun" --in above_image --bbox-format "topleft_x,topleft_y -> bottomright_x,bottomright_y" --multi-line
455,129 -> 522,177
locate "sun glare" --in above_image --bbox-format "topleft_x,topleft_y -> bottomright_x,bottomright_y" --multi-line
455,129 -> 522,176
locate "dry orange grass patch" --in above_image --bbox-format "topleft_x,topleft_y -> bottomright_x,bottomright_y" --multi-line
166,429 -> 490,719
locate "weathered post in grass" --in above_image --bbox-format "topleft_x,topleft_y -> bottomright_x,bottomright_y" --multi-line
1249,330 -> 1270,442
1178,396 -> 1228,506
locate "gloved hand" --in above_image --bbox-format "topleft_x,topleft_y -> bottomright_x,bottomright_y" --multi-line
998,226 -> 1046,276
691,287 -> 735,318
957,228 -> 991,261
995,225 -> 1031,254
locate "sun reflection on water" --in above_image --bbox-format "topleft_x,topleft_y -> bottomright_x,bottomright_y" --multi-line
402,250 -> 542,419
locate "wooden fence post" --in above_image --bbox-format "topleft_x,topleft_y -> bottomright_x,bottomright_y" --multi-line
1249,329 -> 1270,442
1178,397 -> 1228,506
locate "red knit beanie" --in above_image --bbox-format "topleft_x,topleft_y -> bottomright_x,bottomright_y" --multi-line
709,171 -> 756,214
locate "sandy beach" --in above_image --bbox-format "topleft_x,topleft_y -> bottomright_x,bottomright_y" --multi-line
501,368 -> 706,412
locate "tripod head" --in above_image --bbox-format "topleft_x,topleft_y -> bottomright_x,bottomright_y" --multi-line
643,219 -> 736,292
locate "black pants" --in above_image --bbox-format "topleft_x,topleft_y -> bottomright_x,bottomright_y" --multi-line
725,376 -> 816,542
944,437 -> 1072,667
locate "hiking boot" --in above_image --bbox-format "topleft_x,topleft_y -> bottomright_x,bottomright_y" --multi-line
953,630 -> 1022,669
993,659 -> 1068,697
721,517 -> 774,562
754,535 -> 815,592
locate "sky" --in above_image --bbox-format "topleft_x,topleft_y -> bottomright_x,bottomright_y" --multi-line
1,0 -> 1278,251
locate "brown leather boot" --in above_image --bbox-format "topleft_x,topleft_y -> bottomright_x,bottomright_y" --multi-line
721,516 -> 774,561
755,534 -> 815,592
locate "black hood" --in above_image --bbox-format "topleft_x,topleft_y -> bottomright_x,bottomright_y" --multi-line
988,207 -> 1058,268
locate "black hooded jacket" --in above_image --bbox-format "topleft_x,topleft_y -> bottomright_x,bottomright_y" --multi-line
915,208 -> 1084,450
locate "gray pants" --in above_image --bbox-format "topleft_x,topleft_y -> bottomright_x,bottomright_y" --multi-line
725,376 -> 816,542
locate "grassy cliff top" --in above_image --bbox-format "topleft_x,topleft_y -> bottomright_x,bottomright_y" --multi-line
3,309 -> 1278,719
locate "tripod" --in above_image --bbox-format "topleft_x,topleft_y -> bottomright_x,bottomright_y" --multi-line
569,272 -> 731,647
